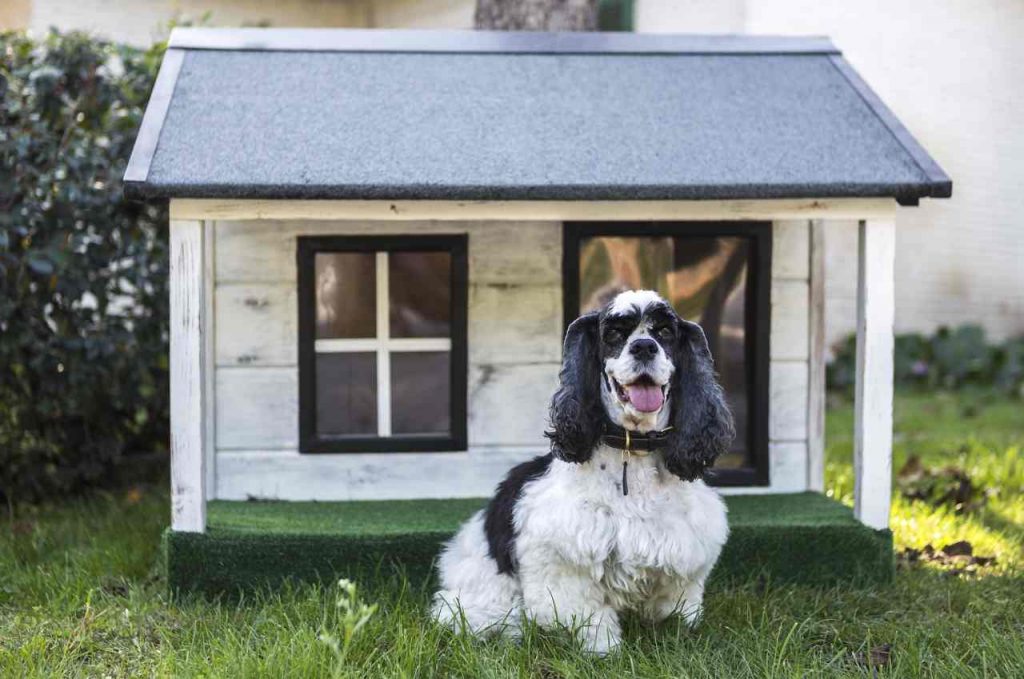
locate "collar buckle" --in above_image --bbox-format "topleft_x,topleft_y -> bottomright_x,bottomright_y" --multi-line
601,422 -> 672,455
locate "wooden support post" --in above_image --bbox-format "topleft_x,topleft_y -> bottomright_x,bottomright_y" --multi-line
170,219 -> 208,532
853,218 -> 895,530
807,220 -> 826,492
203,219 -> 217,499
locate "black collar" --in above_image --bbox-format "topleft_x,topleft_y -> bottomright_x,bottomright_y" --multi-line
601,422 -> 672,453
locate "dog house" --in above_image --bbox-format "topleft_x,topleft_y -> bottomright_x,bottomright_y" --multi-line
126,28 -> 951,592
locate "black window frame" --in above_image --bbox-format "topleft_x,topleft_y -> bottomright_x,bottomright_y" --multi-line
297,234 -> 468,454
563,221 -> 771,487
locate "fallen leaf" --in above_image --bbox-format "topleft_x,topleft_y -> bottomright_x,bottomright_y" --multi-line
941,540 -> 973,557
896,459 -> 984,514
897,542 -> 996,575
101,578 -> 129,597
852,643 -> 892,668
897,455 -> 924,482
10,521 -> 35,536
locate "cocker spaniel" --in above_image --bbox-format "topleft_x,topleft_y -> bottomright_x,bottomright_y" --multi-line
433,290 -> 734,653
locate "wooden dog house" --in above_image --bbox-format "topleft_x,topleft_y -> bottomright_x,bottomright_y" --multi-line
125,28 -> 951,591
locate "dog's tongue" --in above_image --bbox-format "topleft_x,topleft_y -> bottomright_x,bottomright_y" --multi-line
626,383 -> 664,412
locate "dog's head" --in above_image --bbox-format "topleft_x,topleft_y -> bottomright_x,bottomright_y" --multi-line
545,290 -> 735,481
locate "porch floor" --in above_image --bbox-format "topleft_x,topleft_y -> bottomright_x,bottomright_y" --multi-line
165,493 -> 892,594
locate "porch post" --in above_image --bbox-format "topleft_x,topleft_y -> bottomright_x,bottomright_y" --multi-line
169,219 -> 208,532
853,218 -> 895,530
807,220 -> 827,492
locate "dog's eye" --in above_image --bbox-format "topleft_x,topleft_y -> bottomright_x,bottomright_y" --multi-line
604,327 -> 624,342
655,325 -> 674,340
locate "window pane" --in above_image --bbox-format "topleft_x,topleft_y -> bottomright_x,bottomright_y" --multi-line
316,352 -> 377,436
579,235 -> 750,469
391,352 -> 450,435
315,252 -> 376,339
389,251 -> 451,338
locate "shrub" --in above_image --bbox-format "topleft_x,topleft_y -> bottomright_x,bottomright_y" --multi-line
0,30 -> 168,504
828,324 -> 1024,396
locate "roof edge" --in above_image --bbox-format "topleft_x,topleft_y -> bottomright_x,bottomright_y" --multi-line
124,48 -> 185,186
122,180 -> 941,203
167,27 -> 839,56
828,54 -> 952,198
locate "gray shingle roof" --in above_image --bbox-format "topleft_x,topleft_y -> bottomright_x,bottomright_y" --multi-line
124,28 -> 951,203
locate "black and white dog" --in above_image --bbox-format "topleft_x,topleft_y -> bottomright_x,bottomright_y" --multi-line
433,290 -> 734,653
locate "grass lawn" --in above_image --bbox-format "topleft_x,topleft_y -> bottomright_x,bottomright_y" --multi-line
1,391 -> 1022,677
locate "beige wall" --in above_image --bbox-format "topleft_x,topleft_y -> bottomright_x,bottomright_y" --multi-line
0,0 -> 32,30
7,0 -> 474,44
371,0 -> 473,29
639,0 -> 1024,344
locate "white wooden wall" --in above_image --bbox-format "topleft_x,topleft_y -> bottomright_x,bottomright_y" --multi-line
759,219 -> 817,494
209,218 -> 818,500
212,219 -> 562,500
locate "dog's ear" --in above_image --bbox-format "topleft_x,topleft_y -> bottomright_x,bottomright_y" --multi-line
663,319 -> 736,481
545,312 -> 603,463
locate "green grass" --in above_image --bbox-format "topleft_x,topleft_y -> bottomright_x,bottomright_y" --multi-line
2,390 -> 1023,677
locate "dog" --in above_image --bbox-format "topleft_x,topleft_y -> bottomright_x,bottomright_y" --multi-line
432,289 -> 734,654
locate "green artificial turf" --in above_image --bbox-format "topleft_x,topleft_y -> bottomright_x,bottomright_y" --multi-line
166,492 -> 892,594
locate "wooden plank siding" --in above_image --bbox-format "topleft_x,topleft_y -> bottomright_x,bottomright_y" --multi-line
764,220 -> 812,493
210,218 -> 815,500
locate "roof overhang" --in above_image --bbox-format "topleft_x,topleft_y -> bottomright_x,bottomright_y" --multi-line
126,28 -> 952,205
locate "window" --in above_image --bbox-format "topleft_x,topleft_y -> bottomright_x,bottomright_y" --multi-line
564,222 -> 771,486
298,235 -> 467,453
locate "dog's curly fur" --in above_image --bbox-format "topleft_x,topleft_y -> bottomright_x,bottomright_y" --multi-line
432,290 -> 734,653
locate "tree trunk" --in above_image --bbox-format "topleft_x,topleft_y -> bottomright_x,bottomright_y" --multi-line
475,0 -> 598,31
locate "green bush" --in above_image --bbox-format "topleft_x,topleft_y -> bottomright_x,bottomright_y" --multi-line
828,324 -> 1024,396
1,30 -> 168,503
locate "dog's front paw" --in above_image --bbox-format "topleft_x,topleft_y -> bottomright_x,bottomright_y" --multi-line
579,618 -> 621,655
643,579 -> 706,628
679,601 -> 703,628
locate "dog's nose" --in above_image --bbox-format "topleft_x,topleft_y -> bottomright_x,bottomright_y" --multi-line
629,338 -> 659,361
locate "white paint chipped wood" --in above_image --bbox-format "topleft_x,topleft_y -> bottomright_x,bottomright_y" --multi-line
214,219 -> 560,285
172,198 -> 897,222
770,279 -> 810,361
468,362 -> 560,447
215,442 -> 813,501
769,441 -> 810,492
769,361 -> 809,441
215,284 -> 297,366
766,220 -> 812,493
854,218 -> 895,530
771,219 -> 811,280
185,208 -> 843,500
214,281 -> 561,368
203,220 -> 217,500
215,360 -> 561,451
169,219 -> 207,532
216,447 -> 544,501
807,220 -> 827,492
468,283 -> 562,365
216,367 -> 297,450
